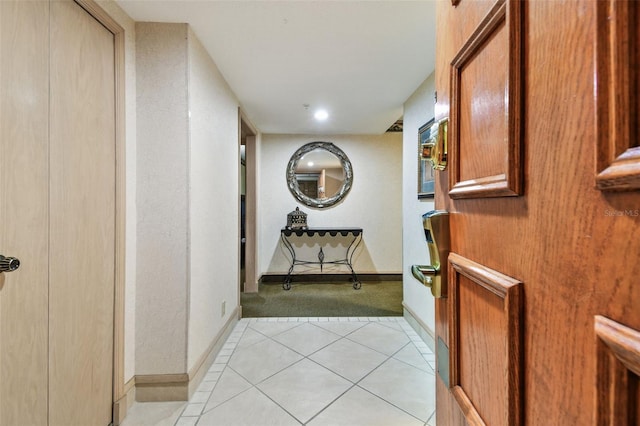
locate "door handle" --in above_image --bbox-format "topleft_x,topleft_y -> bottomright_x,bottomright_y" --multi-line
411,210 -> 450,298
0,255 -> 20,273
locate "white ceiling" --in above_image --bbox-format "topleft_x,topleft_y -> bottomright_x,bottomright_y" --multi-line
116,0 -> 436,135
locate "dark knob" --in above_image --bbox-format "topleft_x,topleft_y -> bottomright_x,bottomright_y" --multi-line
0,255 -> 20,272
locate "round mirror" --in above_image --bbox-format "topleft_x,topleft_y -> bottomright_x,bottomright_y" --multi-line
286,142 -> 353,209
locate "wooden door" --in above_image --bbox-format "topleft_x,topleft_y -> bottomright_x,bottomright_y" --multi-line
0,2 -> 50,424
434,0 -> 640,425
0,1 -> 117,424
49,1 -> 116,423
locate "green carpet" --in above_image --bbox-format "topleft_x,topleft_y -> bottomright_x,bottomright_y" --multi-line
241,280 -> 403,317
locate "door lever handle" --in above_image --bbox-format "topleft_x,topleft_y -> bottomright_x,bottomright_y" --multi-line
411,264 -> 437,286
411,210 -> 450,298
0,255 -> 20,273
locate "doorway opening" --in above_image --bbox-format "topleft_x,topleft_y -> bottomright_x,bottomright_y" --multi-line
239,111 -> 257,294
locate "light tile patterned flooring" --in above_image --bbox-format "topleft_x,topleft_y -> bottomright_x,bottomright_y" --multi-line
122,317 -> 437,426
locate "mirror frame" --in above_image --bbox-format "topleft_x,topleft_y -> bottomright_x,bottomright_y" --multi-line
286,141 -> 353,209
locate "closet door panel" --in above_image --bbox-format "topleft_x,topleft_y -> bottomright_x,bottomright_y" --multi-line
0,2 -> 50,424
49,1 -> 115,424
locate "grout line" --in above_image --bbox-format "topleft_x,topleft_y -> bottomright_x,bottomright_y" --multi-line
354,384 -> 429,424
302,383 -> 358,425
250,384 -> 305,425
426,408 -> 437,425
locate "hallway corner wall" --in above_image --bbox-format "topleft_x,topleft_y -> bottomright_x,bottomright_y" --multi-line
135,22 -> 190,375
402,72 -> 436,337
186,27 -> 240,372
135,21 -> 242,390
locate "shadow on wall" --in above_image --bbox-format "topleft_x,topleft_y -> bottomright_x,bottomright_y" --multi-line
265,233 -> 376,276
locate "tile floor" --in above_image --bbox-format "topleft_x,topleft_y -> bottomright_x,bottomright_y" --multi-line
122,317 -> 436,426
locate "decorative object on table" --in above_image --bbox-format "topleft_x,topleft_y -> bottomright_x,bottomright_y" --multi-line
418,118 -> 436,199
286,141 -> 353,209
286,207 -> 308,230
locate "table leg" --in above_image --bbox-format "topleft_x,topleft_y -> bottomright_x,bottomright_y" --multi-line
346,233 -> 363,289
281,233 -> 296,290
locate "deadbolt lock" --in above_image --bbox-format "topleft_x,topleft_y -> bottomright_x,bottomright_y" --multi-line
421,118 -> 448,171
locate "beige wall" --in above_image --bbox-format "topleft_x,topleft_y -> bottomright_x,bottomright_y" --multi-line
402,72 -> 436,336
135,22 -> 190,375
259,133 -> 402,277
187,27 -> 240,371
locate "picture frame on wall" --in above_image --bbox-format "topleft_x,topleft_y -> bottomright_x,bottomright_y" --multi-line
418,118 -> 435,199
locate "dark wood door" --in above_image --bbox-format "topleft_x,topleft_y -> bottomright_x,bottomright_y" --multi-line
434,0 -> 640,424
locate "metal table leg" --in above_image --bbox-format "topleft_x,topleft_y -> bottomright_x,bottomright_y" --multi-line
346,232 -> 363,289
281,232 -> 296,290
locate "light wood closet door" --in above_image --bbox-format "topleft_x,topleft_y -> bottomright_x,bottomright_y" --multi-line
0,2 -> 50,425
0,1 -> 116,424
49,1 -> 115,424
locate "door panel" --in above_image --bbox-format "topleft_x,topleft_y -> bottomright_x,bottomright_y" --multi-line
0,1 -> 116,424
449,0 -> 523,199
49,1 -> 115,424
448,253 -> 522,426
595,0 -> 640,191
0,1 -> 50,424
435,0 -> 640,425
458,21 -> 507,181
594,315 -> 640,424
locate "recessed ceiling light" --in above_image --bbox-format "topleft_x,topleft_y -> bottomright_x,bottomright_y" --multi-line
314,109 -> 329,121
308,161 -> 314,167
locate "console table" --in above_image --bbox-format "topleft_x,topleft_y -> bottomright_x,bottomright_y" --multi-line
280,227 -> 363,290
